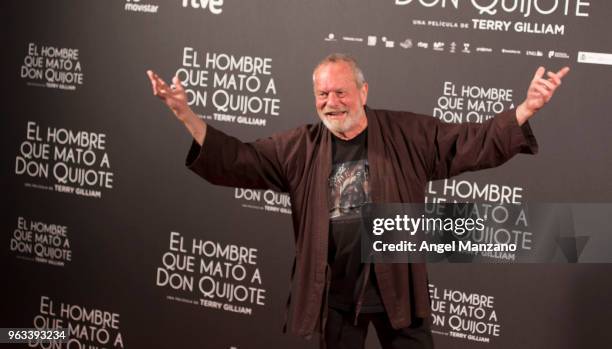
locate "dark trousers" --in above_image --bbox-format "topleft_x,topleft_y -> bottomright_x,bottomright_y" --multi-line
324,307 -> 434,349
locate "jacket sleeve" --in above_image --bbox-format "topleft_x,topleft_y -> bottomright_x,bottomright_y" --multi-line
428,109 -> 538,181
185,124 -> 290,192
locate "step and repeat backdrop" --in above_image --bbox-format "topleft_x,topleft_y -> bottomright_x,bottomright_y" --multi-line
3,1 -> 612,348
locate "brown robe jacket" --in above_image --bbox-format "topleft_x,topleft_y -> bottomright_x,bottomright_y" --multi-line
186,106 -> 538,337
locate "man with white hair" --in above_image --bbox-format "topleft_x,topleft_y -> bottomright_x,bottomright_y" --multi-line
147,54 -> 568,348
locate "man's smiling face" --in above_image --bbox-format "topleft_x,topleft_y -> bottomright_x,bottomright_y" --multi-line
313,61 -> 368,139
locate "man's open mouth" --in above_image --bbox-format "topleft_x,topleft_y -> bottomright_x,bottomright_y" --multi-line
325,111 -> 348,117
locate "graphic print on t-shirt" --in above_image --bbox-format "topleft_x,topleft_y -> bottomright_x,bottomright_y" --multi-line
329,159 -> 371,220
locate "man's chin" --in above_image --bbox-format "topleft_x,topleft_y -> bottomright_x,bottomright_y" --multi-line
322,119 -> 351,134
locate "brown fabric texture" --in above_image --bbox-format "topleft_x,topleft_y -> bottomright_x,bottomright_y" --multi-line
185,106 -> 538,337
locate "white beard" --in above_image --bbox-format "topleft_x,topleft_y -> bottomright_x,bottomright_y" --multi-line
321,111 -> 361,134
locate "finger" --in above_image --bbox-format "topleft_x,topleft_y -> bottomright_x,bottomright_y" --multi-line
152,77 -> 163,96
556,66 -> 570,79
529,88 -> 542,100
535,78 -> 555,91
533,84 -> 551,100
533,84 -> 548,95
155,76 -> 172,97
155,74 -> 170,89
172,76 -> 185,92
532,66 -> 545,81
158,84 -> 170,97
546,71 -> 561,85
150,71 -> 168,87
146,70 -> 158,95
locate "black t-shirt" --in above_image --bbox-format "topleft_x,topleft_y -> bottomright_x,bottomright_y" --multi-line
328,129 -> 384,313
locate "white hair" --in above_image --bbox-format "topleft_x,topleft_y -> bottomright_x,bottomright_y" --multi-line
313,53 -> 366,87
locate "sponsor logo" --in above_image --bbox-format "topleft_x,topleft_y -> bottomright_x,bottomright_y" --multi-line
501,48 -> 521,55
382,37 -> 395,48
399,39 -> 413,49
367,36 -> 377,46
476,47 -> 492,53
124,0 -> 159,13
342,36 -> 363,42
525,50 -> 544,57
181,0 -> 224,14
417,41 -> 429,49
577,51 -> 612,66
548,50 -> 570,59
324,33 -> 337,42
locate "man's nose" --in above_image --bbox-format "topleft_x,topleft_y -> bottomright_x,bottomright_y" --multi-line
327,93 -> 340,107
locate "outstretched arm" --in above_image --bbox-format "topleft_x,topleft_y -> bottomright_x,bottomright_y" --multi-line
516,66 -> 570,126
146,71 -> 290,192
146,70 -> 207,145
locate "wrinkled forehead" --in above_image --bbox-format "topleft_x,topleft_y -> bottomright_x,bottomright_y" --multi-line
313,62 -> 358,91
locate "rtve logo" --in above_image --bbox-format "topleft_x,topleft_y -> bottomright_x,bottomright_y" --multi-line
182,0 -> 224,14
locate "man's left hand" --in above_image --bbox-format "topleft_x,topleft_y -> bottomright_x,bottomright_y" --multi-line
516,66 -> 570,125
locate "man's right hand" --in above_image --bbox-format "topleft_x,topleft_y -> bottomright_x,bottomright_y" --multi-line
147,70 -> 206,145
146,70 -> 192,121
